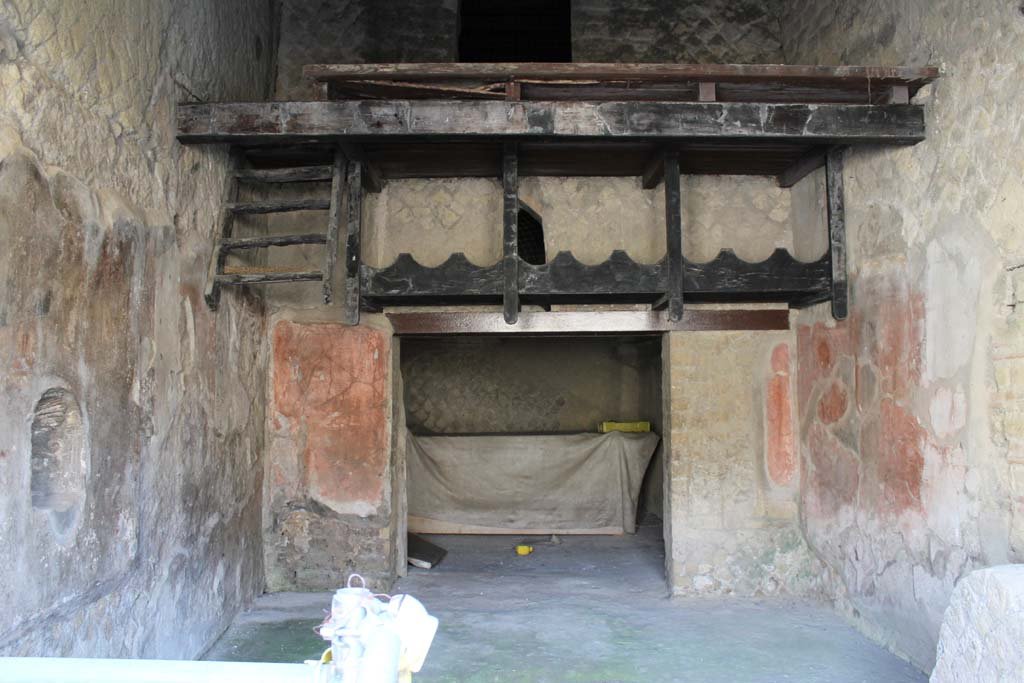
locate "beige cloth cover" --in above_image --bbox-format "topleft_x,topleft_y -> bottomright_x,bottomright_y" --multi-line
407,431 -> 660,535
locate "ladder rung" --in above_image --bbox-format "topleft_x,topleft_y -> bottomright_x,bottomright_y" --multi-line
227,199 -> 331,214
235,166 -> 334,183
221,233 -> 328,251
216,271 -> 324,285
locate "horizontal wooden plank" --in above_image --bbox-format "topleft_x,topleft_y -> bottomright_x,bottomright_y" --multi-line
386,309 -> 789,335
304,62 -> 939,87
216,270 -> 323,285
361,248 -> 831,307
221,233 -> 327,250
235,165 -> 333,183
227,198 -> 330,214
178,100 -> 927,146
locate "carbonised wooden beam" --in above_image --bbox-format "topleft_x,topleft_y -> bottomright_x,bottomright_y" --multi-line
777,148 -> 827,188
386,309 -> 790,336
204,149 -> 242,310
177,101 -> 927,145
303,63 -> 939,87
221,233 -> 327,250
343,161 -> 363,325
322,148 -> 346,305
338,141 -> 384,193
663,152 -> 684,322
826,147 -> 848,320
641,152 -> 665,189
235,165 -> 334,183
502,143 -> 520,325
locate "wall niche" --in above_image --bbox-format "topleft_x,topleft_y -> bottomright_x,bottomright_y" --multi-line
30,387 -> 87,538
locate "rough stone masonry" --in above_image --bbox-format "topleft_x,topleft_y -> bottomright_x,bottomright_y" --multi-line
1,1 -> 1022,678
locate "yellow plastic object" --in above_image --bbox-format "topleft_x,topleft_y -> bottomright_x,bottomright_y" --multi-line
515,545 -> 534,556
599,421 -> 651,433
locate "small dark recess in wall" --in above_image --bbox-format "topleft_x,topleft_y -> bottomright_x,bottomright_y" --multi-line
517,203 -> 546,265
459,0 -> 572,62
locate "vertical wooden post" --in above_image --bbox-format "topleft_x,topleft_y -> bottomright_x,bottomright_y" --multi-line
343,160 -> 363,325
664,152 -> 684,322
204,149 -> 241,310
502,143 -> 520,325
826,147 -> 848,320
322,147 -> 347,305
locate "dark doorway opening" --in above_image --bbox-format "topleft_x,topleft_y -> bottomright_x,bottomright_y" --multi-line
458,0 -> 572,62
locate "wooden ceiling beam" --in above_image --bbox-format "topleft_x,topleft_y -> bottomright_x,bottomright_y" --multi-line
178,100 -> 927,146
386,309 -> 789,336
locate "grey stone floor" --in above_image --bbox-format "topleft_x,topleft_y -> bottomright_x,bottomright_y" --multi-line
205,524 -> 926,682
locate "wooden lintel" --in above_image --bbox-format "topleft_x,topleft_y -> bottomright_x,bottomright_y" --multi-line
178,101 -> 927,145
826,147 -> 848,320
502,143 -> 520,325
338,141 -> 384,193
777,148 -> 827,188
698,82 -> 717,102
386,309 -> 789,336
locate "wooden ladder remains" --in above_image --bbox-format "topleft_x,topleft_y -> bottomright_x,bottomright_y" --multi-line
204,148 -> 364,324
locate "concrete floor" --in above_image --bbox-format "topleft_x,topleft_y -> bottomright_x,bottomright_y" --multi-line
205,524 -> 926,682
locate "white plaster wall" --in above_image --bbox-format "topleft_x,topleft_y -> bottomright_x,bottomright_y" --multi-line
782,0 -> 1024,670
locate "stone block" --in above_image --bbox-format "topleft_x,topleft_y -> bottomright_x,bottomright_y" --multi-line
932,565 -> 1024,682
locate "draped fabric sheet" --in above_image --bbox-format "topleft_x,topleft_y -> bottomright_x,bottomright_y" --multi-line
406,431 -> 660,535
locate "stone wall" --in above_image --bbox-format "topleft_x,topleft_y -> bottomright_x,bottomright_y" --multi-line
663,327 -> 823,596
264,314 -> 402,591
931,565 -> 1024,682
572,0 -> 782,63
275,0 -> 782,99
401,336 -> 662,435
781,0 -> 1024,670
0,0 -> 274,658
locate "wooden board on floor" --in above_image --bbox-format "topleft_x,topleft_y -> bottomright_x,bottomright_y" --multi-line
408,516 -> 625,536
407,532 -> 448,569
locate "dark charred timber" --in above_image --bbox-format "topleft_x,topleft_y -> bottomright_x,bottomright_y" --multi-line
520,251 -> 664,297
684,249 -> 830,301
204,150 -> 242,310
502,143 -> 520,325
322,149 -> 346,305
826,147 -> 849,319
177,101 -> 927,146
663,153 -> 685,321
338,142 -> 384,193
361,249 -> 830,308
216,271 -> 324,285
221,233 -> 328,250
343,161 -> 364,324
386,309 -> 790,336
363,254 -> 503,301
777,148 -> 827,188
226,198 -> 331,214
235,165 -> 334,183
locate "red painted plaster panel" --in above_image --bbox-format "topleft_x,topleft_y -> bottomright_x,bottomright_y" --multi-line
272,321 -> 390,515
766,343 -> 796,486
864,397 -> 929,516
805,422 -> 859,517
817,382 -> 849,425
